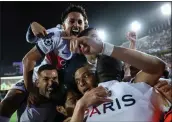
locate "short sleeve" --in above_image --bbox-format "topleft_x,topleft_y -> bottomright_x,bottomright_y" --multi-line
36,28 -> 61,55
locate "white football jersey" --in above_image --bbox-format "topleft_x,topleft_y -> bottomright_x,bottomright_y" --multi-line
36,27 -> 73,60
84,80 -> 157,122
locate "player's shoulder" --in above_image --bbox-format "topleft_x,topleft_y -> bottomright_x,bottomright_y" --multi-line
11,79 -> 27,92
45,27 -> 63,42
124,81 -> 150,88
46,26 -> 62,35
47,27 -> 61,32
126,82 -> 152,94
14,79 -> 24,86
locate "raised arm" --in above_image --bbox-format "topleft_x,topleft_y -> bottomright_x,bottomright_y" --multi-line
123,31 -> 137,78
23,22 -> 48,91
127,31 -> 136,50
22,46 -> 42,92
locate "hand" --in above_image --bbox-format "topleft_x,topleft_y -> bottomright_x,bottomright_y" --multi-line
62,36 -> 103,55
31,22 -> 47,37
56,106 -> 67,116
155,80 -> 172,103
77,86 -> 112,109
126,31 -> 136,42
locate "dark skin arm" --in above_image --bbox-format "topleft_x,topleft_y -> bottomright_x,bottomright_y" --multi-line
22,46 -> 42,92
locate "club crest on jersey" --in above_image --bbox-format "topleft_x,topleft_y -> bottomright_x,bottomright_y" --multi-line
44,38 -> 53,46
43,32 -> 54,46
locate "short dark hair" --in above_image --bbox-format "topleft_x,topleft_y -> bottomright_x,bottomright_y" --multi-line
37,64 -> 58,75
61,4 -> 88,23
96,55 -> 124,82
78,28 -> 96,37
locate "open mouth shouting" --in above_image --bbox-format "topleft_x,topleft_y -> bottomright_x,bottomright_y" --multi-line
70,27 -> 80,36
47,87 -> 54,94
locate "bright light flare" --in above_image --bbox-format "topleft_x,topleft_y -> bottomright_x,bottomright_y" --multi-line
97,29 -> 106,40
161,3 -> 171,16
130,21 -> 141,32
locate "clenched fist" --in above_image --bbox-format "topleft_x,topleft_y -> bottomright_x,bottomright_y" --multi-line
126,31 -> 136,42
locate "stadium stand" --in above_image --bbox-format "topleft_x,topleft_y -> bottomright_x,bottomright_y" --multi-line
122,28 -> 171,64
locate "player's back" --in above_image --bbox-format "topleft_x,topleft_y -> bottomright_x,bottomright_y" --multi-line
85,80 -> 156,122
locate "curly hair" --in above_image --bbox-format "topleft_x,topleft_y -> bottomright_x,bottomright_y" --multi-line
61,4 -> 88,23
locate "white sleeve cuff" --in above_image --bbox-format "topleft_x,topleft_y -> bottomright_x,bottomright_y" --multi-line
100,42 -> 114,56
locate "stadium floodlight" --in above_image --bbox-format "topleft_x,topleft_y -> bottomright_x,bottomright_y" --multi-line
97,29 -> 106,40
130,21 -> 141,32
161,3 -> 171,16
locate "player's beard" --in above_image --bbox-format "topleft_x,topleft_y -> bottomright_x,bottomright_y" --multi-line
39,88 -> 47,98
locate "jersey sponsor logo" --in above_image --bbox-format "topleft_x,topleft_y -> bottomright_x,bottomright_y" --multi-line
60,60 -> 66,66
87,94 -> 136,117
60,45 -> 71,58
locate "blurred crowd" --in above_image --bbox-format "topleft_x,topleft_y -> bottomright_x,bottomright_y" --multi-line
122,28 -> 171,64
138,28 -> 171,54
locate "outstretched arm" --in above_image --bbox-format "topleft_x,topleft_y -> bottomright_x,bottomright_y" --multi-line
63,35 -> 165,86
110,45 -> 165,86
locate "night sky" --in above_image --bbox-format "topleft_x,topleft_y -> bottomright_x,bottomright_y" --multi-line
0,1 -> 167,64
